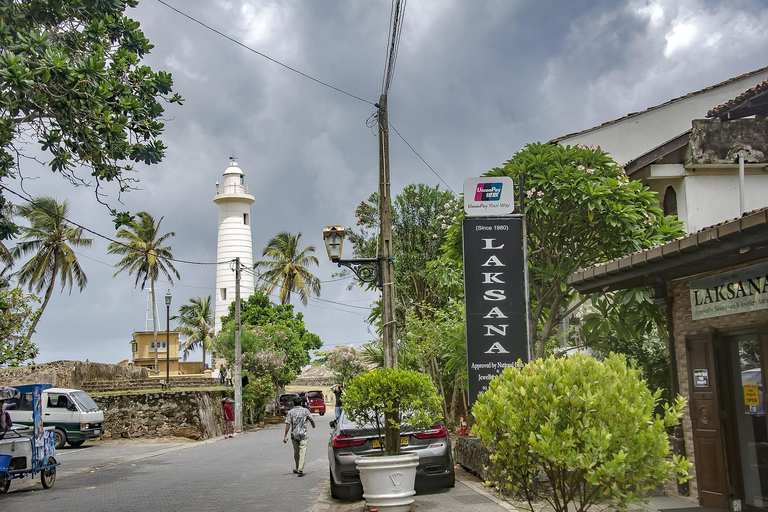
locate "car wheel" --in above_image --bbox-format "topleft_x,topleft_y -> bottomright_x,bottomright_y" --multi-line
68,440 -> 85,448
447,467 -> 456,488
330,470 -> 342,500
320,412 -> 325,416
54,428 -> 67,450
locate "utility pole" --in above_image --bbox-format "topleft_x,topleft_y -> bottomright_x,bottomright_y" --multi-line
234,257 -> 243,432
377,94 -> 397,370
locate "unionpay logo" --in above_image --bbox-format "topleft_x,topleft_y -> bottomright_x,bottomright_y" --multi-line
474,182 -> 503,201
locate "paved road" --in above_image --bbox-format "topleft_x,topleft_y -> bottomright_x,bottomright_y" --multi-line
1,412 -> 334,511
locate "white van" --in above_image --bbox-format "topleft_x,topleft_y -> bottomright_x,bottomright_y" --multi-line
7,387 -> 104,449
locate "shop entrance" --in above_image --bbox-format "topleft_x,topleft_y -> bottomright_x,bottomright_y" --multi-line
725,333 -> 768,511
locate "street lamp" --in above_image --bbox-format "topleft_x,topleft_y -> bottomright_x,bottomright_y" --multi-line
322,225 -> 385,289
165,289 -> 172,390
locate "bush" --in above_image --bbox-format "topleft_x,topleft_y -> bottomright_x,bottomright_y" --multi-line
471,353 -> 691,512
242,375 -> 274,424
343,368 -> 443,455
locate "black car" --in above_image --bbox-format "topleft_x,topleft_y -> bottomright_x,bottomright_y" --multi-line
277,393 -> 300,415
327,411 -> 455,500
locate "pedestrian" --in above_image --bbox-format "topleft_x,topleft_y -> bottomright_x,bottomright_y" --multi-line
0,396 -> 13,432
332,384 -> 343,422
226,367 -> 233,387
283,395 -> 315,477
219,364 -> 226,386
222,398 -> 235,439
299,391 -> 309,409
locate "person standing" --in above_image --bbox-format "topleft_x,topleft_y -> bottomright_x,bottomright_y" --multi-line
222,398 -> 235,439
218,365 -> 226,386
283,395 -> 315,476
332,384 -> 343,422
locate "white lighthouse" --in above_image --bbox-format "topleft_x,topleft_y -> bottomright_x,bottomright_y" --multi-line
213,159 -> 256,334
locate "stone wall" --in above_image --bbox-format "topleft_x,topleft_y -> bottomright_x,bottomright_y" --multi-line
454,436 -> 492,481
0,360 -> 148,388
93,390 -> 226,440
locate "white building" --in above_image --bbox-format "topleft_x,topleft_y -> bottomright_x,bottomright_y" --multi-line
213,160 -> 255,334
551,66 -> 768,233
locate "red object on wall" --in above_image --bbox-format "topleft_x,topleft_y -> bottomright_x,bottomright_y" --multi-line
458,415 -> 468,436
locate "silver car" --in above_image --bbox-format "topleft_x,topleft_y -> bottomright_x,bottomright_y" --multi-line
327,412 -> 455,500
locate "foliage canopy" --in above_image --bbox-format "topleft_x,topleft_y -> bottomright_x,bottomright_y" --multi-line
0,0 -> 183,234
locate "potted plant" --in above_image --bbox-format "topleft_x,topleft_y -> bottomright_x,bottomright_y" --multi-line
342,367 -> 443,512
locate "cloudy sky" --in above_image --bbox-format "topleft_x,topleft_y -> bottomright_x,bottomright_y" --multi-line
8,0 -> 768,366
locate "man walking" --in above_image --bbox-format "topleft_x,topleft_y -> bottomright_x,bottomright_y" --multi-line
283,395 -> 315,477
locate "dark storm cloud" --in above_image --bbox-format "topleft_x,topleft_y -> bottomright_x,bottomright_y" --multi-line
11,0 -> 766,364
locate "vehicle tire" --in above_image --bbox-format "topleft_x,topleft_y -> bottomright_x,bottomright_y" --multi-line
68,440 -> 85,448
41,456 -> 56,489
329,470 -> 341,500
54,428 -> 67,450
320,412 -> 325,416
447,467 -> 456,488
0,474 -> 10,494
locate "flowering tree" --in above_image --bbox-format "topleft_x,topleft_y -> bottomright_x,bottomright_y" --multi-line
444,143 -> 684,358
216,324 -> 298,389
326,345 -> 367,385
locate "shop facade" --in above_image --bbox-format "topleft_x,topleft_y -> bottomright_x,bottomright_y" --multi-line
569,207 -> 768,511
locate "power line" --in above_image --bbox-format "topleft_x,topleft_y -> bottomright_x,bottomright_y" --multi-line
382,0 -> 408,96
154,0 -> 375,106
388,121 -> 458,197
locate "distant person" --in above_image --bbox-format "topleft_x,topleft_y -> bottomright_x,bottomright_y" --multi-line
219,365 -> 226,386
226,368 -> 233,387
222,398 -> 235,439
283,395 -> 315,477
299,391 -> 309,410
332,384 -> 343,422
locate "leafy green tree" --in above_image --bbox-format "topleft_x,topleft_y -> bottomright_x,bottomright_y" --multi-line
326,345 -> 367,385
444,143 -> 684,358
348,184 -> 458,325
241,375 -> 275,424
0,0 -> 181,239
173,295 -> 214,369
0,0 -> 183,237
580,288 -> 671,407
12,196 -> 92,339
219,292 -> 322,374
108,211 -> 179,373
0,287 -> 39,367
254,232 -> 320,306
472,353 -> 691,512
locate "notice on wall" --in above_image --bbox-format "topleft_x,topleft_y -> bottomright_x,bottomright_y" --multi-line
744,381 -> 760,406
690,261 -> 768,320
693,369 -> 709,388
463,216 -> 530,407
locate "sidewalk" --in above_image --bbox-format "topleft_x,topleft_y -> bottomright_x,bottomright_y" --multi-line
312,466 -> 714,512
311,466 -> 517,512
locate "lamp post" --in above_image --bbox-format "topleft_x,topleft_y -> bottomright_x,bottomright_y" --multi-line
322,226 -> 385,289
165,289 -> 172,390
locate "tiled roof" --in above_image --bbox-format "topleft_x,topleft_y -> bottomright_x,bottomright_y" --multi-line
706,79 -> 768,119
568,206 -> 768,291
549,66 -> 768,144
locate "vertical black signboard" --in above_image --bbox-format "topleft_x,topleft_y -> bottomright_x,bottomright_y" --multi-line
463,216 -> 529,407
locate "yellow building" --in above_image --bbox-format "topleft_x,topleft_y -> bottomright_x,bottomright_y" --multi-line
129,331 -> 181,376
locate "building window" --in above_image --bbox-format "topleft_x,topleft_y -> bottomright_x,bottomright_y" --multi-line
150,341 -> 167,350
244,213 -> 249,225
240,176 -> 244,185
663,186 -> 678,217
220,288 -> 227,300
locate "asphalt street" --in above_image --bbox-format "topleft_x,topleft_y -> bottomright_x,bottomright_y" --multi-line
1,412 -> 516,512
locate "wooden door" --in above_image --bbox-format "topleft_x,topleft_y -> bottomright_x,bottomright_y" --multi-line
686,333 -> 729,509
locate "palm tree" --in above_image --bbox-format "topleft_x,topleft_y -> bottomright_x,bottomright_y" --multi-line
254,231 -> 321,305
173,295 -> 214,369
108,212 -> 180,374
12,196 -> 93,339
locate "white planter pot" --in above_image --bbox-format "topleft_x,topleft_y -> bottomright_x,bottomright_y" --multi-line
356,452 -> 419,512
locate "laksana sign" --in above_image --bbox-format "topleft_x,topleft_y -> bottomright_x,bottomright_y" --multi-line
463,216 -> 530,406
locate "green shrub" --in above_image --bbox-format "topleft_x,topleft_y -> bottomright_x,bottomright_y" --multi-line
343,368 -> 443,455
471,353 -> 691,512
242,374 -> 274,424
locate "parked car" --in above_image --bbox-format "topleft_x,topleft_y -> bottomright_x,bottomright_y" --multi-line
327,411 -> 455,500
7,386 -> 104,449
277,393 -> 300,415
306,390 -> 326,416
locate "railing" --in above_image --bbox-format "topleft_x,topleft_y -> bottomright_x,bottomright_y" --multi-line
216,184 -> 252,195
